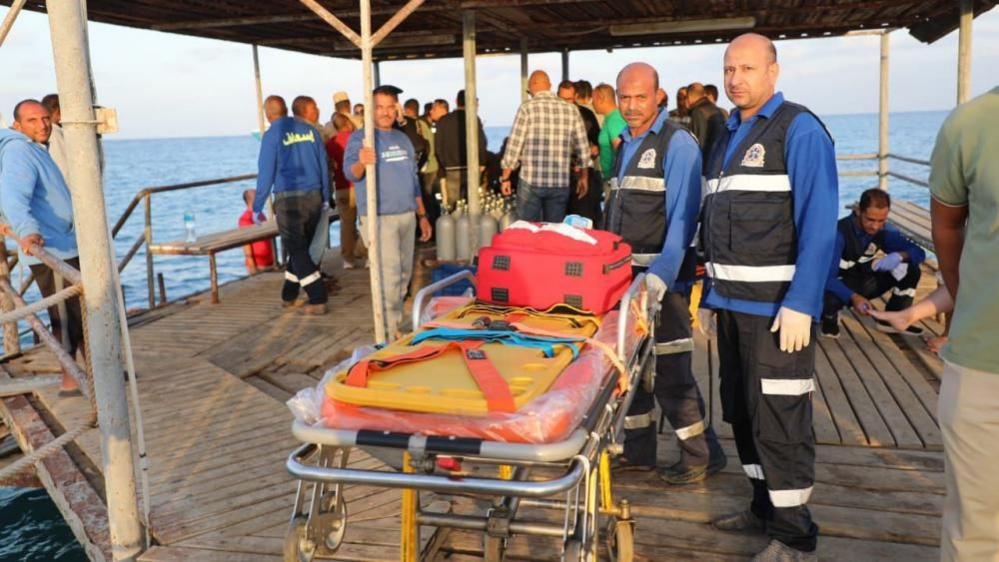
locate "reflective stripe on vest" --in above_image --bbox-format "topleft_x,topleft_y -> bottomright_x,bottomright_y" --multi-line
610,175 -> 666,192
704,173 -> 791,195
705,262 -> 796,283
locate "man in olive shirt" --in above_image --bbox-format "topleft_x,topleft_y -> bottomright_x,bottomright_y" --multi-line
929,86 -> 999,562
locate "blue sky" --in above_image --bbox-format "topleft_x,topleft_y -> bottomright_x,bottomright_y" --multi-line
2,7 -> 997,139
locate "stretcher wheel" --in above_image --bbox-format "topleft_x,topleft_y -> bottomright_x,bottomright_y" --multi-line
316,494 -> 348,553
284,517 -> 316,562
483,535 -> 506,562
606,519 -> 633,562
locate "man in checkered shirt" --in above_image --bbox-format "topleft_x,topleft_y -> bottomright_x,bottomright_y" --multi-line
500,70 -> 593,222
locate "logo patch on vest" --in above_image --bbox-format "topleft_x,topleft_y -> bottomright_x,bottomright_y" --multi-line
637,148 -> 657,169
865,242 -> 878,256
741,143 -> 766,168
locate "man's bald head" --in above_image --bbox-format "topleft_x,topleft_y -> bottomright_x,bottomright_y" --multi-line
616,62 -> 659,92
616,62 -> 664,136
528,70 -> 551,95
726,33 -> 777,64
723,33 -> 780,118
686,82 -> 706,107
264,95 -> 288,123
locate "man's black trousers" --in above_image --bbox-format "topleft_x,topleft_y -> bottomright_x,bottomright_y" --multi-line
717,308 -> 819,553
622,288 -> 723,470
273,190 -> 328,305
823,263 -> 921,319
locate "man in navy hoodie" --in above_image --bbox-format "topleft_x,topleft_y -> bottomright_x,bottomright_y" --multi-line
0,100 -> 83,396
254,95 -> 331,314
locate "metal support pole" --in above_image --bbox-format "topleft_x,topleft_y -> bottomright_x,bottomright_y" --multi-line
373,60 -> 381,88
252,44 -> 266,137
463,11 -> 481,219
361,0 -> 387,344
0,239 -> 20,356
520,38 -> 529,104
561,48 -> 569,82
0,0 -> 27,48
45,2 -> 143,560
957,0 -> 973,104
878,31 -> 890,191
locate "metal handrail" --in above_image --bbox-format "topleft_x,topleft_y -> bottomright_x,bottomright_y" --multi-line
107,173 -> 258,308
888,153 -> 931,167
110,173 -> 257,238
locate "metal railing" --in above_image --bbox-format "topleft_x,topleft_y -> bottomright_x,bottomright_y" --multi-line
110,173 -> 258,309
835,152 -> 931,188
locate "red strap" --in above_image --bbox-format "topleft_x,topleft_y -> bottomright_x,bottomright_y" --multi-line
345,341 -> 516,413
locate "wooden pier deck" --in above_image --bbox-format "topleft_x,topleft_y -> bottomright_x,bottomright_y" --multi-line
0,256 -> 945,561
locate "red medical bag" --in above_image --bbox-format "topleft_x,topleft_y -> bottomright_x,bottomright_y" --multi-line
476,224 -> 633,314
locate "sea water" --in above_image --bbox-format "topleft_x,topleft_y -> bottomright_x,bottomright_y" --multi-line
0,110 -> 947,558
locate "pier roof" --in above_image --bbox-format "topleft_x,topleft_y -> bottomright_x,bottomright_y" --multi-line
7,0 -> 997,60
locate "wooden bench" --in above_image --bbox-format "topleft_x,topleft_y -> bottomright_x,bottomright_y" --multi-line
149,210 -> 337,304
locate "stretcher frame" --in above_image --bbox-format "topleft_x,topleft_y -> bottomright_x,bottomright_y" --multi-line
284,271 -> 656,562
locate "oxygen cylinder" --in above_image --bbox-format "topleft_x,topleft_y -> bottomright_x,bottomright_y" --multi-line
435,211 -> 456,262
468,213 -> 482,258
455,211 -> 471,262
499,208 -> 514,231
478,213 -> 499,249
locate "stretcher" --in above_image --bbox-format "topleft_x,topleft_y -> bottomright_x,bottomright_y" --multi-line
284,269 -> 656,562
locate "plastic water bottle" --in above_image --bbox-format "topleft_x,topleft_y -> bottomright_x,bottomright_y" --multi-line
184,210 -> 196,242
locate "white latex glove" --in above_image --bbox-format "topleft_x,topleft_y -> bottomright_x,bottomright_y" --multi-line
872,252 -> 903,272
646,273 -> 667,303
770,306 -> 812,353
696,307 -> 716,338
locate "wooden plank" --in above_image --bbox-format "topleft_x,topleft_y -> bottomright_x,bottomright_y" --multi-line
847,310 -> 942,429
0,372 -> 111,562
618,485 -> 940,545
814,342 -> 869,446
840,313 -> 942,448
817,337 -> 894,446
631,518 -> 937,561
832,318 -> 923,448
139,545 -> 279,561
615,470 -> 941,516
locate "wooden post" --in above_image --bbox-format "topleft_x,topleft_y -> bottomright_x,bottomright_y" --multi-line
46,1 -> 143,558
463,11 -> 481,218
143,195 -> 154,310
957,0 -> 973,104
878,31 -> 890,191
520,38 -> 529,103
561,48 -> 569,82
0,238 -> 20,356
361,0 -> 387,343
252,44 -> 266,137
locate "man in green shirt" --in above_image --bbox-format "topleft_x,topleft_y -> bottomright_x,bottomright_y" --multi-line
593,83 -> 628,184
929,86 -> 999,562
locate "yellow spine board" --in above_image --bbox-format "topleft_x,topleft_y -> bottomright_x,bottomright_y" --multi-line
326,304 -> 601,416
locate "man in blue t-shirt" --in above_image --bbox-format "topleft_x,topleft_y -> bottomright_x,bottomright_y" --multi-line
344,85 -> 432,337
821,188 -> 925,338
254,95 -> 330,314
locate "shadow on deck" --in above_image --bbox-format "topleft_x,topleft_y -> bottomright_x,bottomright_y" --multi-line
0,256 -> 943,561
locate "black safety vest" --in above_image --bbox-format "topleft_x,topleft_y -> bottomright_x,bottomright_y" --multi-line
604,118 -> 683,262
699,100 -> 830,303
837,216 -> 885,280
